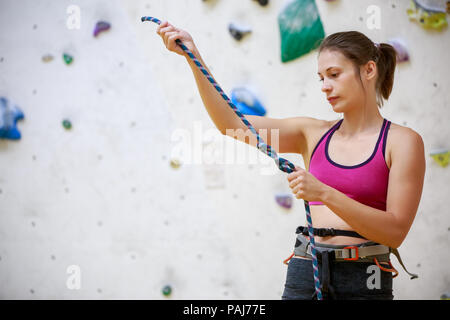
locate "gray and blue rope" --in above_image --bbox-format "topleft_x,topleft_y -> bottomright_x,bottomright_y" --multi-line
141,16 -> 323,300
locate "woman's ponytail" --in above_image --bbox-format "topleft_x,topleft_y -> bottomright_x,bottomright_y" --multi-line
375,43 -> 397,108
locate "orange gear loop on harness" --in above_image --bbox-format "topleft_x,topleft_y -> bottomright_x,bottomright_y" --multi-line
283,252 -> 295,265
374,257 -> 399,278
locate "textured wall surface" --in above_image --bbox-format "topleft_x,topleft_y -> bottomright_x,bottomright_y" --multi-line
0,0 -> 449,299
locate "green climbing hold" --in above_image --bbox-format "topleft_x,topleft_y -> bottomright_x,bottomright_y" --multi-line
162,285 -> 172,296
63,53 -> 73,65
278,0 -> 325,63
62,119 -> 72,130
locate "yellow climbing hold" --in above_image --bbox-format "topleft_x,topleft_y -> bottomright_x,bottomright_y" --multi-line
407,0 -> 448,30
429,149 -> 449,167
170,158 -> 181,169
42,54 -> 54,62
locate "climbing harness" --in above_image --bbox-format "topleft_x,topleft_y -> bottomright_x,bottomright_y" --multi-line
283,227 -> 419,299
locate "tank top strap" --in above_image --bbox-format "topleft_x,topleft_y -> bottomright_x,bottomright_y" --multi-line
380,118 -> 391,159
310,119 -> 343,161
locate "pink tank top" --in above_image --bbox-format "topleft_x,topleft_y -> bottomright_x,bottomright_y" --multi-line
308,118 -> 391,211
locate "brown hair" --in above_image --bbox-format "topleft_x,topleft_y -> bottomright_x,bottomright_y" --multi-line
318,31 -> 397,109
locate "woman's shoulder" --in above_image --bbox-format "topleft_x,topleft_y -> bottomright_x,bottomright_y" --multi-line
388,121 -> 423,142
387,121 -> 425,165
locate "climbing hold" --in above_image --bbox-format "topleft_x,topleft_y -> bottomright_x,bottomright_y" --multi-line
406,0 -> 448,30
42,54 -> 54,63
93,21 -> 111,37
414,0 -> 448,12
253,0 -> 269,6
278,0 -> 325,63
63,53 -> 73,65
162,285 -> 172,297
275,193 -> 293,209
228,22 -> 252,41
441,292 -> 450,300
62,119 -> 72,130
170,158 -> 182,169
429,148 -> 449,167
230,87 -> 266,116
0,97 -> 24,140
387,38 -> 409,63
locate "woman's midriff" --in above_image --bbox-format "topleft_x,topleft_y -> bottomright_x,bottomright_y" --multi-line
292,203 -> 372,260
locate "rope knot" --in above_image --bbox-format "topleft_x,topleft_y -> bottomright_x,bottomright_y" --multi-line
277,157 -> 295,173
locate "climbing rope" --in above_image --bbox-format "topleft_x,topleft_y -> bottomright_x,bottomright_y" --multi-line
141,16 -> 323,300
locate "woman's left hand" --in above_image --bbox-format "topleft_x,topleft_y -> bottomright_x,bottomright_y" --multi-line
287,165 -> 329,202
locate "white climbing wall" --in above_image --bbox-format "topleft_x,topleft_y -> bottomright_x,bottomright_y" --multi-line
0,0 -> 448,300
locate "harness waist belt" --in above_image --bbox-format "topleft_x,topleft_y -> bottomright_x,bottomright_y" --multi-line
296,226 -> 366,239
295,243 -> 390,262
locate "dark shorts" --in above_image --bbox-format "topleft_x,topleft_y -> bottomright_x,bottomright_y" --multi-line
282,246 -> 394,300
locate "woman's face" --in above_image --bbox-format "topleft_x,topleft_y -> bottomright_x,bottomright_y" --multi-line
317,49 -> 368,112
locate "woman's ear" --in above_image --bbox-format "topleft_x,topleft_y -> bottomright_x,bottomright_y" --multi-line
364,60 -> 377,81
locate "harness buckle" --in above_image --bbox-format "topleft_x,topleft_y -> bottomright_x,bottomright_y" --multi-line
315,228 -> 337,237
343,246 -> 359,261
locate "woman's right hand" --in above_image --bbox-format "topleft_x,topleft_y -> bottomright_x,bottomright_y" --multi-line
156,20 -> 196,57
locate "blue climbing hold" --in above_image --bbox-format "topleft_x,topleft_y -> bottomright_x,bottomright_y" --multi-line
0,97 -> 24,140
230,87 -> 266,116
